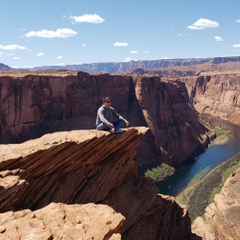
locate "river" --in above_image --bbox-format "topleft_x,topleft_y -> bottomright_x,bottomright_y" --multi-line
157,120 -> 240,197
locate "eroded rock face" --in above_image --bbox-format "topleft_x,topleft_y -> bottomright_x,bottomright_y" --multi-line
133,76 -> 212,166
0,71 -> 212,168
192,167 -> 240,239
186,74 -> 240,125
0,128 -> 192,240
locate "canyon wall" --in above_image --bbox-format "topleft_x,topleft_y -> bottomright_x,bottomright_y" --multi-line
129,63 -> 240,126
0,128 -> 192,240
186,74 -> 240,126
0,71 -> 213,170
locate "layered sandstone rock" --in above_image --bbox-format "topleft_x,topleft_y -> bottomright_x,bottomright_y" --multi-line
0,128 -> 146,212
0,71 -> 212,169
192,167 -> 240,239
0,128 -> 192,239
183,74 -> 240,126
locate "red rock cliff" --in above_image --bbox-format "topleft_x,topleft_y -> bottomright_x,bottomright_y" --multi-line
0,71 -> 212,168
0,128 -> 192,240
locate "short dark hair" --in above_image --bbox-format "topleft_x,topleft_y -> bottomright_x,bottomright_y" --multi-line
102,96 -> 111,102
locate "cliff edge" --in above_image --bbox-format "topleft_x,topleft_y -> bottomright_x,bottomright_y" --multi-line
0,128 -> 192,240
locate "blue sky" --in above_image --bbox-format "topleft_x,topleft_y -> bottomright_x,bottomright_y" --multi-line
1,0 -> 240,68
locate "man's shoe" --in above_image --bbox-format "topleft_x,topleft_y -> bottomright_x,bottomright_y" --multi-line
114,129 -> 123,133
109,128 -> 115,133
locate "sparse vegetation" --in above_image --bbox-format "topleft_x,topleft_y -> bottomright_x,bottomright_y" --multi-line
176,153 -> 240,221
210,126 -> 232,146
144,163 -> 175,182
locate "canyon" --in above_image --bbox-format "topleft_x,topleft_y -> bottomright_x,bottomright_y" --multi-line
0,58 -> 240,239
135,62 -> 240,126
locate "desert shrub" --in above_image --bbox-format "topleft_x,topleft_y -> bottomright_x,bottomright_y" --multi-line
144,163 -> 175,182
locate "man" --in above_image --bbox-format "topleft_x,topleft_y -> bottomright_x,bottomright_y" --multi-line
96,96 -> 129,133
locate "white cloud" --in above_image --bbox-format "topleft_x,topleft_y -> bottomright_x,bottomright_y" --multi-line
125,57 -> 137,62
23,65 -> 34,69
82,43 -> 87,47
37,52 -> 45,56
56,56 -> 63,59
188,18 -> 219,30
144,51 -> 149,54
18,28 -> 27,32
236,19 -> 240,23
0,44 -> 26,50
233,43 -> 240,48
25,28 -> 77,38
215,36 -> 223,41
130,50 -> 138,54
113,42 -> 128,47
177,33 -> 188,37
13,56 -> 20,60
70,14 -> 104,24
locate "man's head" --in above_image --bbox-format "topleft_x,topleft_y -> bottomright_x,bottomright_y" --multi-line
102,96 -> 111,107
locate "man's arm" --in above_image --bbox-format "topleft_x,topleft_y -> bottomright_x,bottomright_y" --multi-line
111,107 -> 129,126
98,107 -> 112,127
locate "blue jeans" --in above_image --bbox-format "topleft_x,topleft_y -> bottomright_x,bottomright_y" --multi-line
97,120 -> 123,131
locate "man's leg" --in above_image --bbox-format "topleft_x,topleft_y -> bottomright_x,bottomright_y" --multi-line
112,120 -> 123,132
96,123 -> 111,131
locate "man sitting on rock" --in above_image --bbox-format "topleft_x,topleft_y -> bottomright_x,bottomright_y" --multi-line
96,96 -> 129,133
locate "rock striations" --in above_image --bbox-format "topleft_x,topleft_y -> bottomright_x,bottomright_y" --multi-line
0,128 -> 192,240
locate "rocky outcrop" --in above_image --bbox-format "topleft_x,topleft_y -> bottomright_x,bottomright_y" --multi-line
0,203 -> 125,240
0,71 -> 212,170
0,128 -> 192,239
185,74 -> 240,125
192,167 -> 240,239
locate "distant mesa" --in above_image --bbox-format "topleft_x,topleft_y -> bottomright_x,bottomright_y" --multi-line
2,55 -> 240,73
